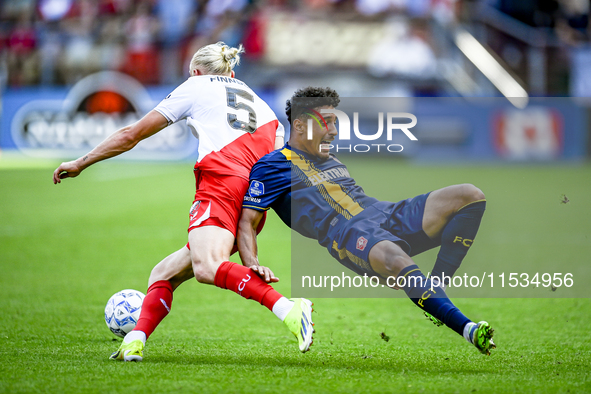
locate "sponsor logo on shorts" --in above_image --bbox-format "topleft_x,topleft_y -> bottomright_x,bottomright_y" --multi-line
190,201 -> 201,217
189,200 -> 211,228
356,236 -> 368,251
248,180 -> 264,197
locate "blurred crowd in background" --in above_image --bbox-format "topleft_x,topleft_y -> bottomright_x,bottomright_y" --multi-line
0,0 -> 589,96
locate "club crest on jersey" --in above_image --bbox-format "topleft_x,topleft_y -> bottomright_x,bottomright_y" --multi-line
248,181 -> 264,197
190,201 -> 201,217
356,236 -> 368,251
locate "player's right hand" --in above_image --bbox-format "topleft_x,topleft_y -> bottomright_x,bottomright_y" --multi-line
250,265 -> 279,283
53,160 -> 82,184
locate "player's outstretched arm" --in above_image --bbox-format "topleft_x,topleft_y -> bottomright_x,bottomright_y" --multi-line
237,208 -> 278,283
52,110 -> 169,184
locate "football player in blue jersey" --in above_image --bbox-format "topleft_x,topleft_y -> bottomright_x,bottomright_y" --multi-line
237,86 -> 496,355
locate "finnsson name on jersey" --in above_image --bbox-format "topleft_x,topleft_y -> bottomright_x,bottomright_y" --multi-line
209,76 -> 246,86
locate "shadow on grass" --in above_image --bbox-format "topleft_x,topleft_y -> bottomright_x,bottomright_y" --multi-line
144,348 -> 494,375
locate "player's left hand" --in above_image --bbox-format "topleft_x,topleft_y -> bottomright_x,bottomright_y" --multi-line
250,265 -> 279,283
53,160 -> 82,184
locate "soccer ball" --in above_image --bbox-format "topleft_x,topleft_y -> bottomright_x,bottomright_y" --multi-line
104,289 -> 145,338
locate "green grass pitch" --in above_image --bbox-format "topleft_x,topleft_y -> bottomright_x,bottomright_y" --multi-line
0,156 -> 590,393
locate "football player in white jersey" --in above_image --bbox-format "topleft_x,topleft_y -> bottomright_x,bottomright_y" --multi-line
53,42 -> 314,361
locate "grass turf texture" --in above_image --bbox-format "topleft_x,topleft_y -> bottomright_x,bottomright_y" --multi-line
0,157 -> 590,393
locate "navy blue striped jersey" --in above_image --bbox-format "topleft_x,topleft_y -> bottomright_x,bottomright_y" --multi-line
243,143 -> 378,246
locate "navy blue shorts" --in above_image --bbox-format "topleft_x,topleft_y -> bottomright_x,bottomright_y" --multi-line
326,193 -> 439,277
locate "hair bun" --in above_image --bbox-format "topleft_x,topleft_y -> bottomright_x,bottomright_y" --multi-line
223,47 -> 237,62
189,42 -> 245,76
221,43 -> 244,67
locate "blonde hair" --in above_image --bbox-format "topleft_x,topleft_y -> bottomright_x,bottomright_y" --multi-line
189,42 -> 245,76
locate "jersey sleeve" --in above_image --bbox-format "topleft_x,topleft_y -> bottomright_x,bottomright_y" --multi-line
276,121 -> 285,137
153,78 -> 195,124
242,159 -> 290,212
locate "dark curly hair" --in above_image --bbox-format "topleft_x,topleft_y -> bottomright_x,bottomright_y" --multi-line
285,86 -> 340,124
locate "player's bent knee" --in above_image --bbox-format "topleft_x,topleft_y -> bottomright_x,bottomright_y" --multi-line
149,266 -> 172,286
148,247 -> 193,287
460,183 -> 485,204
369,241 -> 414,277
192,265 -> 214,284
192,260 -> 218,284
381,255 -> 414,277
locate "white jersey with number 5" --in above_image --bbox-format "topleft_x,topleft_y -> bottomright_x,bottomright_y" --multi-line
154,75 -> 284,179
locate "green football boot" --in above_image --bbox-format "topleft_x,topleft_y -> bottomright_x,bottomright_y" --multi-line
424,312 -> 444,327
471,321 -> 496,356
283,298 -> 314,353
109,339 -> 144,362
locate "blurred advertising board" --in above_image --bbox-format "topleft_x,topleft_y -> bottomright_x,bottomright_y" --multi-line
1,72 -> 197,160
1,74 -> 587,162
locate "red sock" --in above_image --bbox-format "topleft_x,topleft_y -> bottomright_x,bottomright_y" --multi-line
133,280 -> 173,339
214,261 -> 283,310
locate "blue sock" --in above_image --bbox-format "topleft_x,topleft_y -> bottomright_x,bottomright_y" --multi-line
399,264 -> 471,336
432,200 -> 486,286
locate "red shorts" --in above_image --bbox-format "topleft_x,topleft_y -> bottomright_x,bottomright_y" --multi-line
186,168 -> 266,248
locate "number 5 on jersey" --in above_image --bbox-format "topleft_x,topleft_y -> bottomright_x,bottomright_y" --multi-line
226,87 -> 257,133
